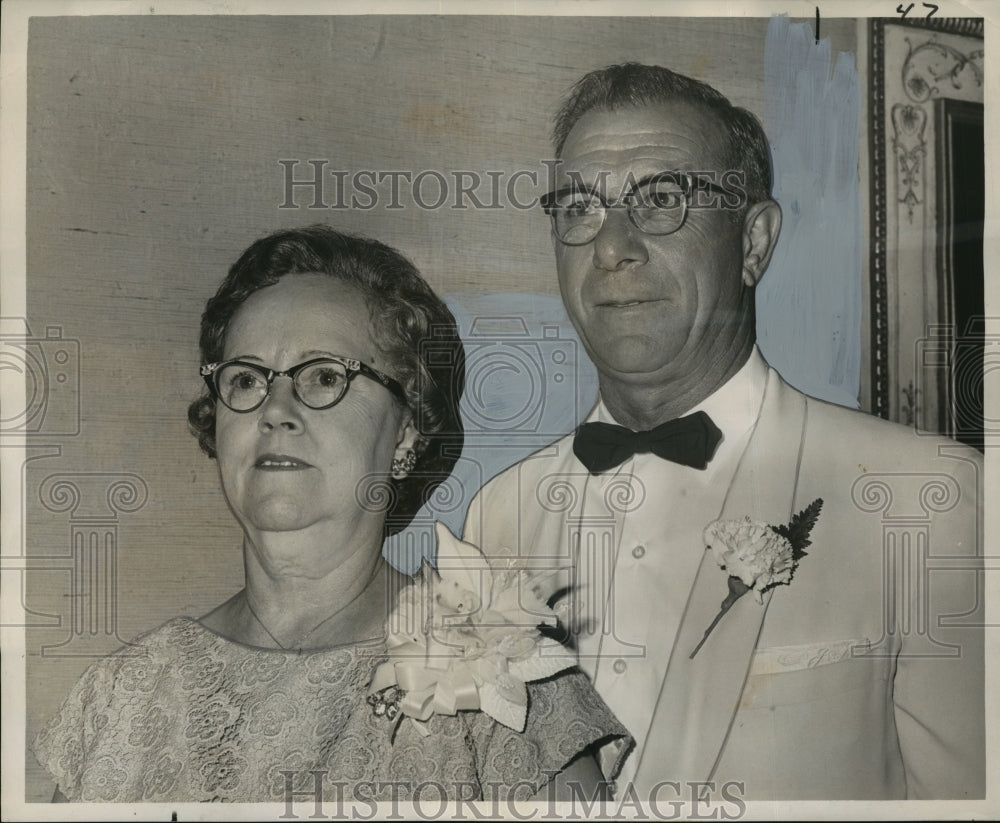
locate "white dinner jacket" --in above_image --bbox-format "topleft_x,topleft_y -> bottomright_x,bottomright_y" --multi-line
464,368 -> 984,800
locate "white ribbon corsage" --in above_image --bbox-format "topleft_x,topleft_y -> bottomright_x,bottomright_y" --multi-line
368,522 -> 575,735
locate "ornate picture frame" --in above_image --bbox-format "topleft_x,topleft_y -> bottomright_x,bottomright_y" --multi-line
867,16 -> 984,446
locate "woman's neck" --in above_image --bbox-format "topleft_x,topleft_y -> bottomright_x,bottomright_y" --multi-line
204,521 -> 405,650
244,564 -> 389,651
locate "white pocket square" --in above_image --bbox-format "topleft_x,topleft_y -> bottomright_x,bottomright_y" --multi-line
750,638 -> 873,676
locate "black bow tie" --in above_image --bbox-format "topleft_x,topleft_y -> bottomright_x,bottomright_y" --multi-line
573,411 -> 723,475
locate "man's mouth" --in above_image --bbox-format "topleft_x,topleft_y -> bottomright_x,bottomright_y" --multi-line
598,298 -> 661,308
255,454 -> 312,470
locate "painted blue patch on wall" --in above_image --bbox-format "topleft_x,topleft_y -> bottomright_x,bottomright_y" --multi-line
758,14 -> 862,409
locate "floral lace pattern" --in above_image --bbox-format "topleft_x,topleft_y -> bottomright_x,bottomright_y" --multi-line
33,618 -> 628,802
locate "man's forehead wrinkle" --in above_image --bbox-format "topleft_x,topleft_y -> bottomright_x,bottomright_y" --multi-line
561,126 -> 703,159
556,144 -> 703,193
556,101 -> 729,184
560,147 -> 699,173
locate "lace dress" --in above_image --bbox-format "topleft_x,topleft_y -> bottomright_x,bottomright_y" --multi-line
32,618 -> 629,802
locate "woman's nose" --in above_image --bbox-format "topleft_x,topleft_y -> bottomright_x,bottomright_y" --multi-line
257,376 -> 304,433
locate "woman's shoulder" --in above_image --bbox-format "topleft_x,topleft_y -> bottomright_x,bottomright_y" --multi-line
133,615 -> 205,642
105,617 -> 212,661
45,618 -> 212,704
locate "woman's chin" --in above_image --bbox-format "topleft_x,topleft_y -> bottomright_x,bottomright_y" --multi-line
240,498 -> 318,534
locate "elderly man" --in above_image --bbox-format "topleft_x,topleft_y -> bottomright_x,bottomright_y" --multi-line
464,63 -> 983,801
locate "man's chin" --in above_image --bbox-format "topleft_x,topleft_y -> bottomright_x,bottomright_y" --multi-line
589,339 -> 684,381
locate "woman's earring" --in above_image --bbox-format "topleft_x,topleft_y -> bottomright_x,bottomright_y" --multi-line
391,450 -> 417,480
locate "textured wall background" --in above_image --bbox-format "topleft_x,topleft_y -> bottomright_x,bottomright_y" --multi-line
20,14 -> 859,801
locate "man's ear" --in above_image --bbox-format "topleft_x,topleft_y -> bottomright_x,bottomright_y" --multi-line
741,199 -> 782,287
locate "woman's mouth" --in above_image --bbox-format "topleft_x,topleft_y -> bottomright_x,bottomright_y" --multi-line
255,454 -> 312,470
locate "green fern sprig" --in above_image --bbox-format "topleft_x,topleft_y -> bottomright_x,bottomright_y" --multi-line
770,498 -> 824,561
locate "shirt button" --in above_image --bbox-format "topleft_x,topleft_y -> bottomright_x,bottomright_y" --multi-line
631,544 -> 646,559
613,658 -> 627,674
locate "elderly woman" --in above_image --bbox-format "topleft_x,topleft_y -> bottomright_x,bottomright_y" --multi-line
33,225 -> 628,803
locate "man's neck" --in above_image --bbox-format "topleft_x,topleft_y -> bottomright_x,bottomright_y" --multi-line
598,340 -> 754,430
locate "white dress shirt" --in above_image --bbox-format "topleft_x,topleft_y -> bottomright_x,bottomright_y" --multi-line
572,348 -> 768,787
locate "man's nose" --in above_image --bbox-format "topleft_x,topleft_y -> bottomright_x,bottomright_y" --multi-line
591,208 -> 649,272
257,376 -> 304,433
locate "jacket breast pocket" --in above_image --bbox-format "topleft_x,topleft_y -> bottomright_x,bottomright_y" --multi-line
740,638 -> 894,710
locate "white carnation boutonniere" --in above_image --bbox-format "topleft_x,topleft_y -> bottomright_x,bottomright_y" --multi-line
368,522 -> 575,735
690,498 -> 823,659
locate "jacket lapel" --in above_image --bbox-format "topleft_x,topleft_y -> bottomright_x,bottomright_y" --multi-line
529,441 -> 631,646
515,440 -> 600,600
633,370 -> 808,788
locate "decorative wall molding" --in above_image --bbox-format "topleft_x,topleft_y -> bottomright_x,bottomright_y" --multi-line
869,18 -> 890,419
891,103 -> 927,222
889,16 -> 983,37
867,18 -> 983,425
901,37 -> 984,103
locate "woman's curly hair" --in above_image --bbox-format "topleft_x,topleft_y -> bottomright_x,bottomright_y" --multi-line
188,225 -> 465,535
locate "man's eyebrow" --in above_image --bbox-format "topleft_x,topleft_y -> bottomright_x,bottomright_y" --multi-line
551,181 -> 598,197
622,172 -> 675,191
555,169 -> 672,192
553,171 -> 682,200
557,169 -> 612,195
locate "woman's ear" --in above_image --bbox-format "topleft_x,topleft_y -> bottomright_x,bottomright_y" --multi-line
741,199 -> 782,287
394,409 -> 419,449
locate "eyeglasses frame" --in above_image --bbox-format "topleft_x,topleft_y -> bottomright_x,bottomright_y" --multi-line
200,355 -> 407,413
540,170 -> 740,246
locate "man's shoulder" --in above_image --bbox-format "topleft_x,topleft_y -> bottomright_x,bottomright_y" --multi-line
783,379 -> 982,466
800,391 -> 911,443
780,387 -> 983,525
463,430 -> 583,542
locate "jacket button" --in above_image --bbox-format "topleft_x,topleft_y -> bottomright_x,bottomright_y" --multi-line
632,544 -> 646,559
613,658 -> 627,674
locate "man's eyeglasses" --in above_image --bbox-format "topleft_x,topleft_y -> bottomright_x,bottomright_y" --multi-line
540,171 -> 738,246
200,356 -> 406,413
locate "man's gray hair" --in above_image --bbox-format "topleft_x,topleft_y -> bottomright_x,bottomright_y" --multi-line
553,62 -> 773,209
